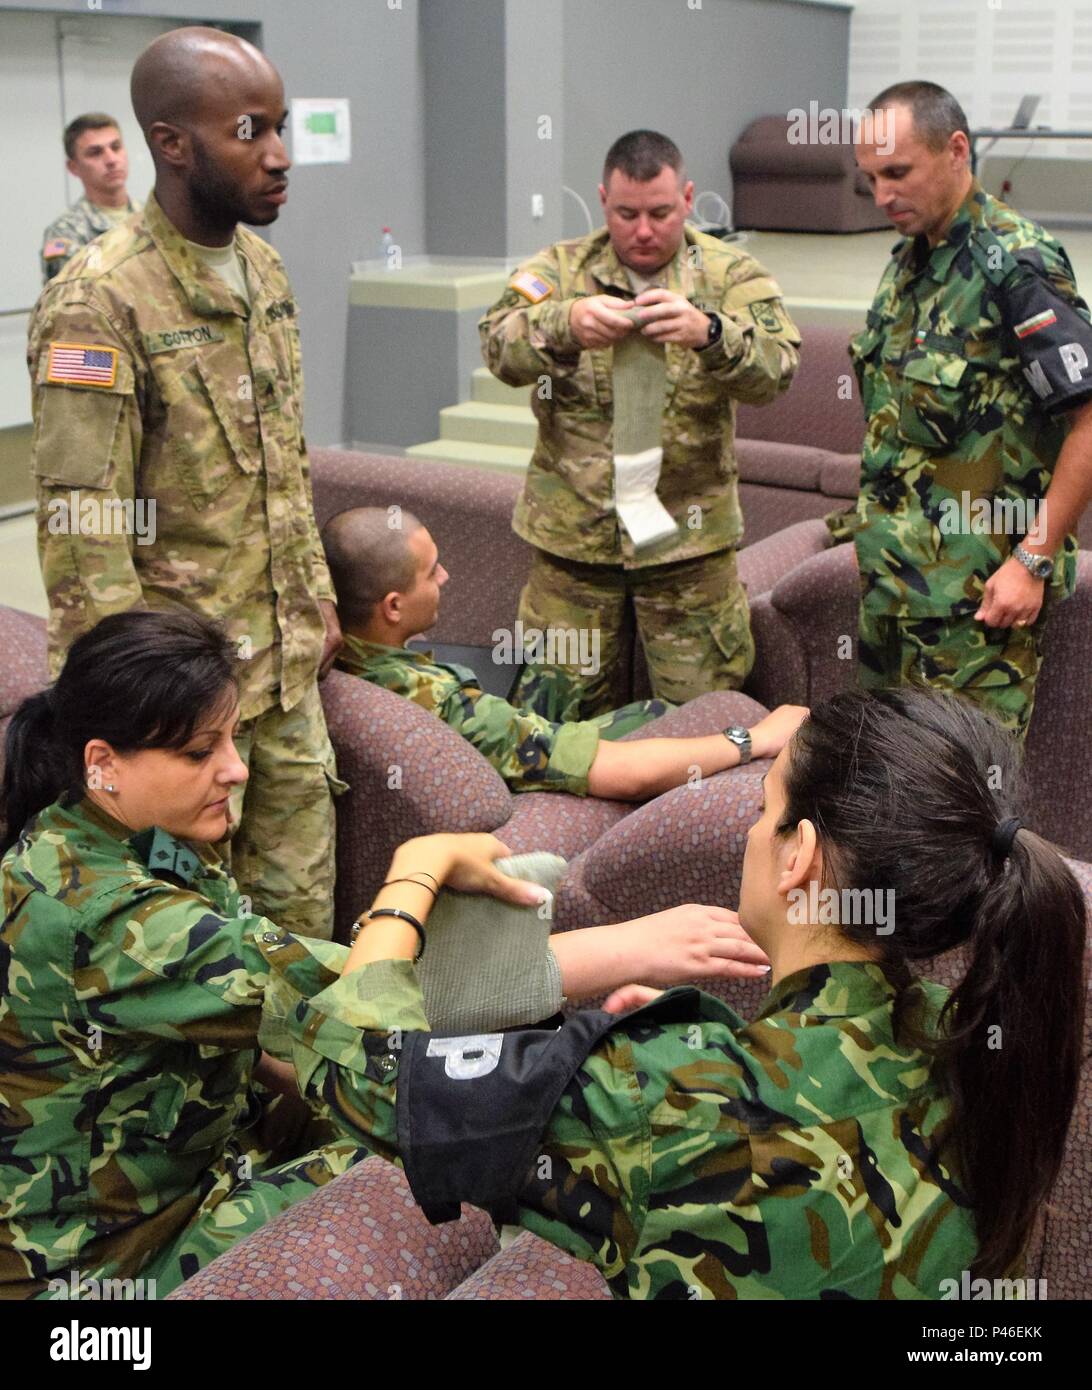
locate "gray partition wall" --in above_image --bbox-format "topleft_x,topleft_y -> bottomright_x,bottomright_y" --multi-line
561,0 -> 852,240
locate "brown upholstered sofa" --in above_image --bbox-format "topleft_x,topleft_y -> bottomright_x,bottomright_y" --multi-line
306,446 -> 1092,863
729,114 -> 891,234
739,324 -> 1092,550
2,584 -> 1089,1298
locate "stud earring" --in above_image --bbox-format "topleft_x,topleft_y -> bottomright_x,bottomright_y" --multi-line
105,784 -> 116,793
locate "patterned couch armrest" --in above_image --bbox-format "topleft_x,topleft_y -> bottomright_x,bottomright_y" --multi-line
321,671 -> 513,941
738,517 -> 832,601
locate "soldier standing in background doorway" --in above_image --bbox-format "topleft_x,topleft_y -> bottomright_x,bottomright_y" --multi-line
40,113 -> 141,284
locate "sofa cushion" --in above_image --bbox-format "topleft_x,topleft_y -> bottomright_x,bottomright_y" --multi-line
729,143 -> 849,179
736,437 -> 828,490
0,607 -> 48,718
820,454 -> 860,499
321,671 -> 514,939
166,1157 -> 498,1300
310,450 -> 530,650
769,544 -> 860,706
738,518 -> 831,600
736,325 -> 866,455
446,1230 -> 610,1300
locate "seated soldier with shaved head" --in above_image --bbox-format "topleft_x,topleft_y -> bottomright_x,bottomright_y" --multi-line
323,507 -> 806,801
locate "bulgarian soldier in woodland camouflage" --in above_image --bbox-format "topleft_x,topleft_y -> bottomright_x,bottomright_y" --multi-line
479,130 -> 800,716
256,688 -> 1085,1298
40,114 -> 141,284
0,610 -> 773,1297
322,507 -> 806,800
835,81 -> 1092,738
27,29 -> 343,938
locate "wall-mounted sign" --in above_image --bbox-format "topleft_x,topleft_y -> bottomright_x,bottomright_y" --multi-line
290,98 -> 351,165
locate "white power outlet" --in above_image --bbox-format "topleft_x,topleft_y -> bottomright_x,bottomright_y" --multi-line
531,193 -> 545,218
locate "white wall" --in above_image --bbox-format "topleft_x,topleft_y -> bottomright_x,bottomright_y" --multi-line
848,0 -> 1092,159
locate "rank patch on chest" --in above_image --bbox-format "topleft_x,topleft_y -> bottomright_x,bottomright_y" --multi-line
266,297 -> 297,323
46,342 -> 118,387
1014,309 -> 1058,339
510,271 -> 552,304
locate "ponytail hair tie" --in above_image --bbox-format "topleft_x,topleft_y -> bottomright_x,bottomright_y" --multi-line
990,817 -> 1022,861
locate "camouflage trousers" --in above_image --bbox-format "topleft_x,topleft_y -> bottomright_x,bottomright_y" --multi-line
516,663 -> 671,734
226,682 -> 347,941
511,546 -> 754,717
857,607 -> 1047,741
144,1092 -> 369,1297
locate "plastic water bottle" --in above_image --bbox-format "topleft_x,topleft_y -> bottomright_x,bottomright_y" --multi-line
381,227 -> 394,260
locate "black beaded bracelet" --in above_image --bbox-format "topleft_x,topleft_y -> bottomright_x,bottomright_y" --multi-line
381,876 -> 438,899
350,906 -> 426,960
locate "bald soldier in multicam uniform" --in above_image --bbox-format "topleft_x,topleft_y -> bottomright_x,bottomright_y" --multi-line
40,113 -> 141,284
836,82 -> 1092,738
27,30 -> 343,938
480,129 -> 800,717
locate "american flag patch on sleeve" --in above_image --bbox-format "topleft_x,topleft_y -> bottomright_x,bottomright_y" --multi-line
46,342 -> 119,388
1014,309 -> 1058,339
510,271 -> 552,304
43,238 -> 71,260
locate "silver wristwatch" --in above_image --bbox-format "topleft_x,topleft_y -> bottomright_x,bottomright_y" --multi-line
1013,544 -> 1053,581
723,725 -> 752,763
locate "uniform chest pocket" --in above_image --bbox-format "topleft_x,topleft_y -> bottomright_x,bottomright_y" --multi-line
159,351 -> 263,510
897,351 -> 969,450
848,325 -> 887,417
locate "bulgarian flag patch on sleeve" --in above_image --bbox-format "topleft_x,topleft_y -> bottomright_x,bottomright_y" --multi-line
1014,308 -> 1058,339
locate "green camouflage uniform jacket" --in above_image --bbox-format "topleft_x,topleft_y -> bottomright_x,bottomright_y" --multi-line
27,191 -> 333,720
337,634 -> 653,795
841,182 -> 1091,619
479,225 -> 800,568
0,793 -> 371,1298
40,195 -> 141,284
271,951 -> 983,1299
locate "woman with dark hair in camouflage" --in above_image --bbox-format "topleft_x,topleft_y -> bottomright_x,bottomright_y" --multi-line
0,608 -> 771,1298
270,685 -> 1086,1297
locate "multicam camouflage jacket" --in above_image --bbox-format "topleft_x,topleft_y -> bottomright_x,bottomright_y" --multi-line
840,181 -> 1092,619
273,950 -> 983,1299
40,195 -> 141,284
479,225 -> 800,568
28,191 -> 333,720
337,634 -> 660,795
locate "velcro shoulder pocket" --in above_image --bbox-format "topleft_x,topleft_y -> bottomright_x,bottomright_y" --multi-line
33,354 -> 135,488
725,274 -> 783,307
